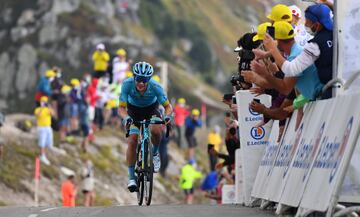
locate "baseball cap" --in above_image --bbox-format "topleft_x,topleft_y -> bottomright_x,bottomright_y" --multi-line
289,5 -> 302,18
267,4 -> 292,22
305,4 -> 333,31
253,22 -> 272,42
273,21 -> 296,40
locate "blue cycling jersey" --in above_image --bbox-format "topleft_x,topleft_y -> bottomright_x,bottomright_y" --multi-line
119,77 -> 169,108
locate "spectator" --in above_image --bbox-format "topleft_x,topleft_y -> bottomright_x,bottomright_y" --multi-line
207,125 -> 222,171
267,4 -> 292,23
159,125 -> 170,177
34,96 -> 54,165
70,79 -> 81,135
79,79 -> 90,152
81,159 -> 95,207
185,109 -> 202,161
61,170 -> 77,207
58,85 -> 71,144
210,120 -> 240,174
245,21 -> 323,102
173,98 -> 190,148
35,70 -> 56,106
94,84 -> 108,130
92,43 -> 110,79
290,5 -> 313,47
112,48 -> 129,83
87,78 -> 99,139
264,4 -> 334,99
50,66 -> 64,119
179,159 -> 203,204
0,112 -> 4,160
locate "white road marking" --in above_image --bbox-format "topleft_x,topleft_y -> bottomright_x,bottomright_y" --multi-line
40,207 -> 58,212
28,214 -> 38,217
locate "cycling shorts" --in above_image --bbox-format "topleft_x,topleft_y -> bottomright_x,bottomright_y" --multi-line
127,102 -> 161,135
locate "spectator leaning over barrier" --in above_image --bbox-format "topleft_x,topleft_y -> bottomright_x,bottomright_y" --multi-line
185,109 -> 202,162
34,96 -> 54,166
180,159 -> 203,205
61,169 -> 77,207
35,70 -> 56,106
263,4 -> 334,99
173,98 -> 190,148
92,43 -> 110,79
290,5 -> 313,47
245,21 -> 323,104
207,125 -> 222,172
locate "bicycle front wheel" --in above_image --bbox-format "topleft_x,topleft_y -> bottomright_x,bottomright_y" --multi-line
144,139 -> 153,206
136,144 -> 144,206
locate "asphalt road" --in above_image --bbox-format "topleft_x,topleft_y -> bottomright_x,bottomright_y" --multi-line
0,205 -> 276,217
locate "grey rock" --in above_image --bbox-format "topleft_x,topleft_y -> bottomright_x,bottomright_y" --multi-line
2,8 -> 13,24
51,0 -> 81,16
15,44 -> 38,97
89,0 -> 115,18
0,53 -> 16,98
38,24 -> 58,45
17,9 -> 35,26
10,27 -> 30,42
0,30 -> 7,42
66,37 -> 81,68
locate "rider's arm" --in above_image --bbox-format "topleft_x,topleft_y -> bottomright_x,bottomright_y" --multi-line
152,81 -> 173,118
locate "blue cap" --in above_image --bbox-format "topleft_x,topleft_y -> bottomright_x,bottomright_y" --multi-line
188,159 -> 196,165
305,4 -> 333,31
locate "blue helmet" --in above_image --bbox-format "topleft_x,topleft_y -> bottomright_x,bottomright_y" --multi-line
132,62 -> 154,77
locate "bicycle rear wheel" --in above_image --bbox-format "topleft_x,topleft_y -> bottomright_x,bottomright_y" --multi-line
144,140 -> 153,206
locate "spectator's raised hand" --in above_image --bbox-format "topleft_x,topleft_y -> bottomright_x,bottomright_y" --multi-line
241,70 -> 257,84
283,105 -> 295,113
249,101 -> 266,114
251,60 -> 268,77
264,59 -> 279,74
252,48 -> 269,60
249,87 -> 265,96
263,33 -> 278,52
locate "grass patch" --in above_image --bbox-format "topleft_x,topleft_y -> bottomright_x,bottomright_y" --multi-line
0,200 -> 6,206
94,194 -> 114,206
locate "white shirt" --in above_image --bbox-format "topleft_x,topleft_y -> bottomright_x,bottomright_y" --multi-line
112,57 -> 129,83
294,24 -> 313,47
281,42 -> 321,77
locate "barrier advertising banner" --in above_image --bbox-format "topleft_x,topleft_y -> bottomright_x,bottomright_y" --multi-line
264,109 -> 301,202
298,94 -> 360,213
222,185 -> 236,204
251,120 -> 280,199
340,135 -> 360,203
235,149 -> 244,204
279,100 -> 335,207
235,90 -> 272,206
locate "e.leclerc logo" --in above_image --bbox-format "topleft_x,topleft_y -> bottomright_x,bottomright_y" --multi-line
250,127 -> 265,140
249,107 -> 260,116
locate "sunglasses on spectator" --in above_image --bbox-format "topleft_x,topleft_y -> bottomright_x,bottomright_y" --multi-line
135,76 -> 151,83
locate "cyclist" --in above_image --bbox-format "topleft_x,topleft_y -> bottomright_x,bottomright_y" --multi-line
119,61 -> 173,192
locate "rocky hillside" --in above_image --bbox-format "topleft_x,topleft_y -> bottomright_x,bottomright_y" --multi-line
0,0 -> 302,113
0,114 -> 211,206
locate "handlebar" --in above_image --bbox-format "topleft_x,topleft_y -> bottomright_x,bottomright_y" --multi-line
125,119 -> 171,138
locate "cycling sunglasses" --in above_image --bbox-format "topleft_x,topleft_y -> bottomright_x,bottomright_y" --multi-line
134,76 -> 151,83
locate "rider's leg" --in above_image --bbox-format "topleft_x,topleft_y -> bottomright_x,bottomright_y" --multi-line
127,132 -> 138,180
150,125 -> 162,153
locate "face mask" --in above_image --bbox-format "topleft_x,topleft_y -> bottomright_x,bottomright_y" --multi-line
85,76 -> 91,84
305,24 -> 317,36
49,77 -> 55,82
56,72 -> 62,78
41,102 -> 48,107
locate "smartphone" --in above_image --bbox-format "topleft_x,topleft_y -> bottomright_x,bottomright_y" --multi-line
266,26 -> 275,39
232,96 -> 237,104
223,93 -> 234,101
253,98 -> 260,103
